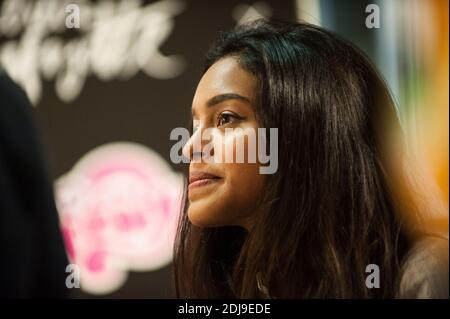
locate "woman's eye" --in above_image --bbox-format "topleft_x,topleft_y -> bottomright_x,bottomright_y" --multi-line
217,112 -> 240,127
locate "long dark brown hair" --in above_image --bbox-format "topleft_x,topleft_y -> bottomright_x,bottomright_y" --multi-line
173,20 -> 424,298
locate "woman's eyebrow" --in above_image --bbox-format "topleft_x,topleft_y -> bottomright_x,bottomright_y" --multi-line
192,93 -> 250,117
206,93 -> 250,107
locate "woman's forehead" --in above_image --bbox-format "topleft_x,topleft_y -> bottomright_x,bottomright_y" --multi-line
192,57 -> 257,111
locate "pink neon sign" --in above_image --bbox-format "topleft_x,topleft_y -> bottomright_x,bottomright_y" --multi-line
55,142 -> 183,294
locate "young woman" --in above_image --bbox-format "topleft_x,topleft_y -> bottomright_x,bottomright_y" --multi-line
173,20 -> 448,299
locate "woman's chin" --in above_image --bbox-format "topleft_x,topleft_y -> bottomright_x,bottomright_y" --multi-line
187,204 -> 226,228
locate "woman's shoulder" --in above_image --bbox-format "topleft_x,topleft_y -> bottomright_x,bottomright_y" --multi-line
399,235 -> 449,299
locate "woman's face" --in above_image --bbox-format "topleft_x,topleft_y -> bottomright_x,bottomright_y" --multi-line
183,56 -> 266,230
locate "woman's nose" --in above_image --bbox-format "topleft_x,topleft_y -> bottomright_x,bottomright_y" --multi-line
182,125 -> 215,162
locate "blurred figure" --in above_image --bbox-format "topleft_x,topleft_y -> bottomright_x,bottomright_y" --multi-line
0,70 -> 68,298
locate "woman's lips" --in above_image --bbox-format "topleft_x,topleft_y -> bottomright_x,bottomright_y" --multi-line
188,172 -> 221,190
